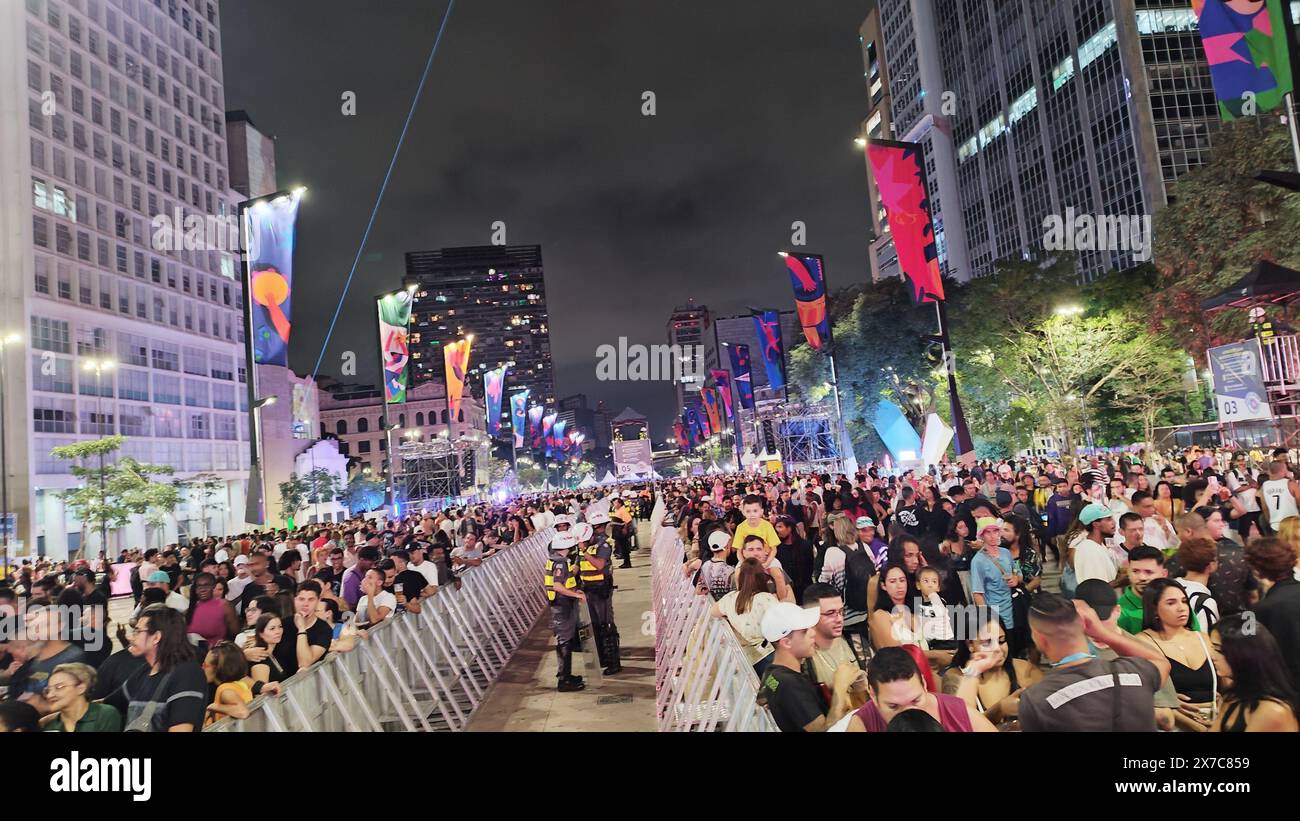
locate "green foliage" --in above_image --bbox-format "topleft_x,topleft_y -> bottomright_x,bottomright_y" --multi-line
515,464 -> 545,488
1151,118 -> 1300,358
52,436 -> 177,555
342,475 -> 385,514
278,474 -> 308,521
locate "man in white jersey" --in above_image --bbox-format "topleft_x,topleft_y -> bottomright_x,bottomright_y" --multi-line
1262,460 -> 1300,532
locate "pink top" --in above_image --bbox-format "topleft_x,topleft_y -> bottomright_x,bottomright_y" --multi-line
854,693 -> 974,732
189,596 -> 229,645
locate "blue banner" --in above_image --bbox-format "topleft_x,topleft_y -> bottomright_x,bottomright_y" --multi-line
243,192 -> 302,366
751,309 -> 787,393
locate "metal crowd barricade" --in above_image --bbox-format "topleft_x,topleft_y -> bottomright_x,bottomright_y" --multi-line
651,501 -> 778,732
206,529 -> 552,733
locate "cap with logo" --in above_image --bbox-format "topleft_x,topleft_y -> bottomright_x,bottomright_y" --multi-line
854,516 -> 875,530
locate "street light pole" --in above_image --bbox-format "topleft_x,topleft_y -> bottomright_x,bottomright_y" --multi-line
82,357 -> 116,557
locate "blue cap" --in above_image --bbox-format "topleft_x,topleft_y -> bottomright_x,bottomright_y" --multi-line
1079,503 -> 1111,526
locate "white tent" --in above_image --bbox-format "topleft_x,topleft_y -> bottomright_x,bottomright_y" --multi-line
650,469 -> 664,480
577,474 -> 598,489
600,470 -> 618,485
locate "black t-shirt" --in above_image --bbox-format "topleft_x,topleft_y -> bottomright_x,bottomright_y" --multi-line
759,663 -> 827,732
93,649 -> 150,700
268,617 -> 333,679
893,504 -> 926,537
78,589 -> 112,668
106,661 -> 208,732
394,569 -> 428,600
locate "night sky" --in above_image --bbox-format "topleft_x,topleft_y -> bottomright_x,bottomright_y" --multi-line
219,0 -> 874,437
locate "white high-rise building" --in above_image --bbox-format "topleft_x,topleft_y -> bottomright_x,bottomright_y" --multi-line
0,0 -> 249,559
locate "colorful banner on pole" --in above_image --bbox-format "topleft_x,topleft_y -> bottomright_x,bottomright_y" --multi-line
685,403 -> 706,443
866,140 -> 944,305
710,369 -> 734,419
783,252 -> 832,352
553,419 -> 568,455
510,391 -> 529,448
443,338 -> 474,420
1192,0 -> 1293,120
483,366 -> 508,435
673,419 -> 688,450
701,388 -> 722,434
541,412 -> 557,457
377,290 -> 414,404
244,192 -> 301,365
727,344 -> 755,410
529,405 -> 544,449
751,310 -> 787,393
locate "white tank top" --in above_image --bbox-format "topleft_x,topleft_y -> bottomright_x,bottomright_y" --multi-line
1262,478 -> 1299,525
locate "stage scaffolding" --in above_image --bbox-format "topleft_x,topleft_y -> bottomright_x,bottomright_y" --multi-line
742,398 -> 845,476
395,440 -> 461,510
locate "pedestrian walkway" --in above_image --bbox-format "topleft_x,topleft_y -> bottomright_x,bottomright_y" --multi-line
467,520 -> 658,731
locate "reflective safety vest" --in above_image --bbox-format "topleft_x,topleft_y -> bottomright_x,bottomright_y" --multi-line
544,557 -> 577,602
578,549 -> 607,587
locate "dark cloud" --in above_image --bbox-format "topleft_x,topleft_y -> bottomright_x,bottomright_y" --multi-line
220,0 -> 873,433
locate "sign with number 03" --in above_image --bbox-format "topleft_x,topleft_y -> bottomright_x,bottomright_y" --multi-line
1206,340 -> 1272,423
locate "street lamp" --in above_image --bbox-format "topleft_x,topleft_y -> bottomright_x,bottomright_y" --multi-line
82,356 -> 117,555
0,332 -> 22,570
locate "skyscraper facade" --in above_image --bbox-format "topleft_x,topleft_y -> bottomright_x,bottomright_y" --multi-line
2,0 -> 249,558
404,245 -> 555,429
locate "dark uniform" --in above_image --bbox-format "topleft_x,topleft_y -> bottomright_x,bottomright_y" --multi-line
579,531 -> 621,674
545,547 -> 584,691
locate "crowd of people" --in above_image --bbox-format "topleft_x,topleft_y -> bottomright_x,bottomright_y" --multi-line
0,491 -> 655,733
667,445 -> 1300,732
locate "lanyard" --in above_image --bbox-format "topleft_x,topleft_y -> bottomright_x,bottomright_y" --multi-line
1051,651 -> 1096,668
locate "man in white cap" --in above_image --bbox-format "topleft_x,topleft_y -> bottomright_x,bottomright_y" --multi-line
1074,502 -> 1119,586
544,529 -> 587,692
757,602 -> 861,732
226,554 -> 253,606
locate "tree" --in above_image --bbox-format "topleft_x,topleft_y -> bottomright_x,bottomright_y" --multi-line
1107,342 -> 1192,449
52,436 -> 177,558
515,464 -> 545,488
1151,118 -> 1300,358
278,473 -> 309,524
341,475 -> 385,514
175,472 -> 226,538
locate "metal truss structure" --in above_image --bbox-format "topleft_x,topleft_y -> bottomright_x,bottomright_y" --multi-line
395,440 -> 461,510
746,398 -> 844,475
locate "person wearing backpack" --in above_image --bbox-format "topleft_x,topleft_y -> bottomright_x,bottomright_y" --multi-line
817,513 -> 878,659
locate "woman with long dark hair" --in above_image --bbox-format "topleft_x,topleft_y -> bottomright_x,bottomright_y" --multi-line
710,558 -> 779,677
185,571 -> 238,648
1209,614 -> 1300,732
1136,578 -> 1217,731
941,612 -> 1041,729
248,613 -> 290,685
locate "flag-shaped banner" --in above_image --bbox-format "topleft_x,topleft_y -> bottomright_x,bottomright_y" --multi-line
867,140 -> 944,305
244,191 -> 302,366
1193,0 -> 1293,120
673,419 -> 688,450
554,419 -> 568,455
727,343 -> 755,410
377,290 -> 414,404
701,388 -> 722,435
443,338 -> 474,420
510,390 -> 529,448
483,366 -> 508,435
710,369 -> 734,420
685,403 -> 706,443
528,405 -> 544,449
751,309 -> 787,393
783,252 -> 833,352
542,412 -> 557,457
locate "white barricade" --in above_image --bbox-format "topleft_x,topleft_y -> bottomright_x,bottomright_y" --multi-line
206,529 -> 552,732
651,501 -> 778,732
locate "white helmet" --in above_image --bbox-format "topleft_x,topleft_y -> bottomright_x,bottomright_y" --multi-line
573,522 -> 593,543
586,510 -> 610,525
551,532 -> 577,552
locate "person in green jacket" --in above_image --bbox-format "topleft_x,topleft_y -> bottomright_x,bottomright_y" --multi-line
42,663 -> 123,732
1117,546 -> 1197,634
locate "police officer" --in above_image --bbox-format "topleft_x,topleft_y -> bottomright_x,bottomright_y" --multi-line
545,515 -> 586,692
576,512 -> 621,675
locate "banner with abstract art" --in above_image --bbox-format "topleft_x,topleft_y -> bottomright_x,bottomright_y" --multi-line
542,412 -> 557,457
483,366 -> 508,435
1193,0 -> 1293,120
685,403 -> 706,444
377,290 -> 414,404
528,405 -> 544,449
673,419 -> 689,450
866,140 -> 944,305
701,387 -> 722,434
710,369 -> 734,420
783,252 -> 832,352
727,344 -> 755,410
510,390 -> 529,448
443,338 -> 474,420
553,419 -> 568,455
243,191 -> 302,365
751,309 -> 787,393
